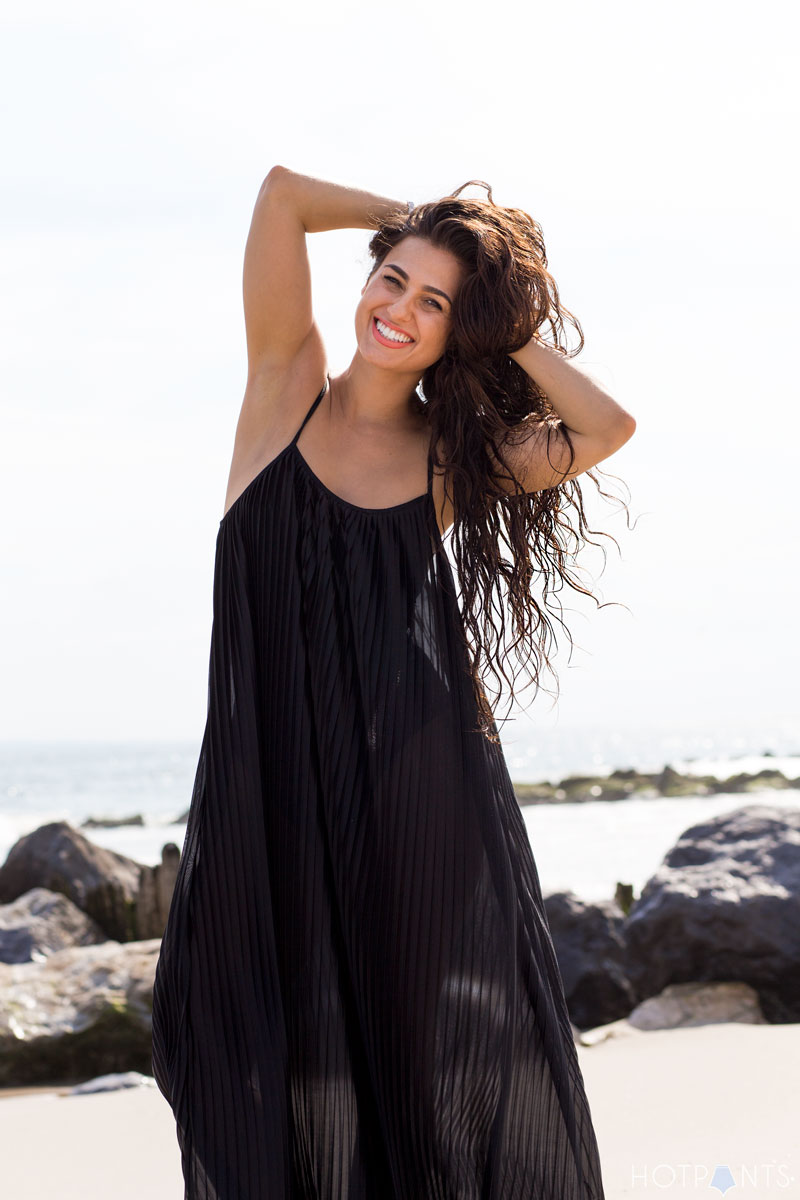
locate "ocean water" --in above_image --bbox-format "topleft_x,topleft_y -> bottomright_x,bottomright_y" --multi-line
1,719 -> 798,904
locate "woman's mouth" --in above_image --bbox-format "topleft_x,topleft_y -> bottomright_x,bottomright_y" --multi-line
372,316 -> 414,347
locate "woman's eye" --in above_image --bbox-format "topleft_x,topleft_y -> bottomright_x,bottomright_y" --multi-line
383,274 -> 442,312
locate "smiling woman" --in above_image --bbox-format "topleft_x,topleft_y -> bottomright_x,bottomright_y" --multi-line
352,234 -> 465,384
151,165 -> 626,1200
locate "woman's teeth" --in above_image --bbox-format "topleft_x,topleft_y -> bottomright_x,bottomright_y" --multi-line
375,318 -> 412,344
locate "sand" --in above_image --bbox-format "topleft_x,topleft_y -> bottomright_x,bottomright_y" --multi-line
1,1023 -> 797,1199
578,1022 -> 798,1197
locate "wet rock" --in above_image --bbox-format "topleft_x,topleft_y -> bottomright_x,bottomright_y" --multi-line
0,887 -> 106,964
0,938 -> 161,1088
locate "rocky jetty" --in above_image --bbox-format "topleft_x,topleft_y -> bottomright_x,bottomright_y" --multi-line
0,802 -> 798,1087
513,764 -> 800,806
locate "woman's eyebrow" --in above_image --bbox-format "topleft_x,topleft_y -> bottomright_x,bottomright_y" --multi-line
385,263 -> 452,304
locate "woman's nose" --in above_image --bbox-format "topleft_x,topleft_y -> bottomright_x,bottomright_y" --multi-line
388,299 -> 413,326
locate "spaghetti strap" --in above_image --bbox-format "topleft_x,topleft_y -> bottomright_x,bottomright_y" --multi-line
291,376 -> 329,446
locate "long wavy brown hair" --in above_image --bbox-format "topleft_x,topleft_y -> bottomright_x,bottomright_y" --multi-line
366,181 -> 634,742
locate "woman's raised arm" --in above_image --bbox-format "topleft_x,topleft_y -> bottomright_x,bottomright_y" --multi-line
500,337 -> 637,492
242,166 -> 407,379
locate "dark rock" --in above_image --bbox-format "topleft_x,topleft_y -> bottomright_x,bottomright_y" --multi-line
0,823 -> 182,944
80,814 -> 145,829
543,890 -> 637,1029
0,887 -> 107,964
625,804 -> 800,1022
0,822 -> 141,942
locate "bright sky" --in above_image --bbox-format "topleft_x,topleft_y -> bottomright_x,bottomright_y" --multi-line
2,0 -> 797,748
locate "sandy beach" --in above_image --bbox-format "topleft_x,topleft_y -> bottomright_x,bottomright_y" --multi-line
1,1022 -> 797,1199
579,1023 -> 799,1197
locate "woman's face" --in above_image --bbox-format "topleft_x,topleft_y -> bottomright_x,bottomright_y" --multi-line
355,236 -> 465,372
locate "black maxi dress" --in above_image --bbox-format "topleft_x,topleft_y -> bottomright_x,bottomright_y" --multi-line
151,377 -> 606,1200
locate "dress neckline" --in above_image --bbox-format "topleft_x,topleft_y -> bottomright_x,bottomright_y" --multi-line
292,442 -> 430,516
221,375 -> 437,527
220,440 -> 434,528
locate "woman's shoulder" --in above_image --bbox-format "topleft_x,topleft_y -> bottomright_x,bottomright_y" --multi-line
221,335 -> 328,519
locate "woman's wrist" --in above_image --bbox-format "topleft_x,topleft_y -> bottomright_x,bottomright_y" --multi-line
265,166 -> 410,233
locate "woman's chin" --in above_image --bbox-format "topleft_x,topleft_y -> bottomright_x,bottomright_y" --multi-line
358,337 -> 439,374
360,343 -> 414,370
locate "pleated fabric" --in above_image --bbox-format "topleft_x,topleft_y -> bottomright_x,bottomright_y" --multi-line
151,377 -> 606,1200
